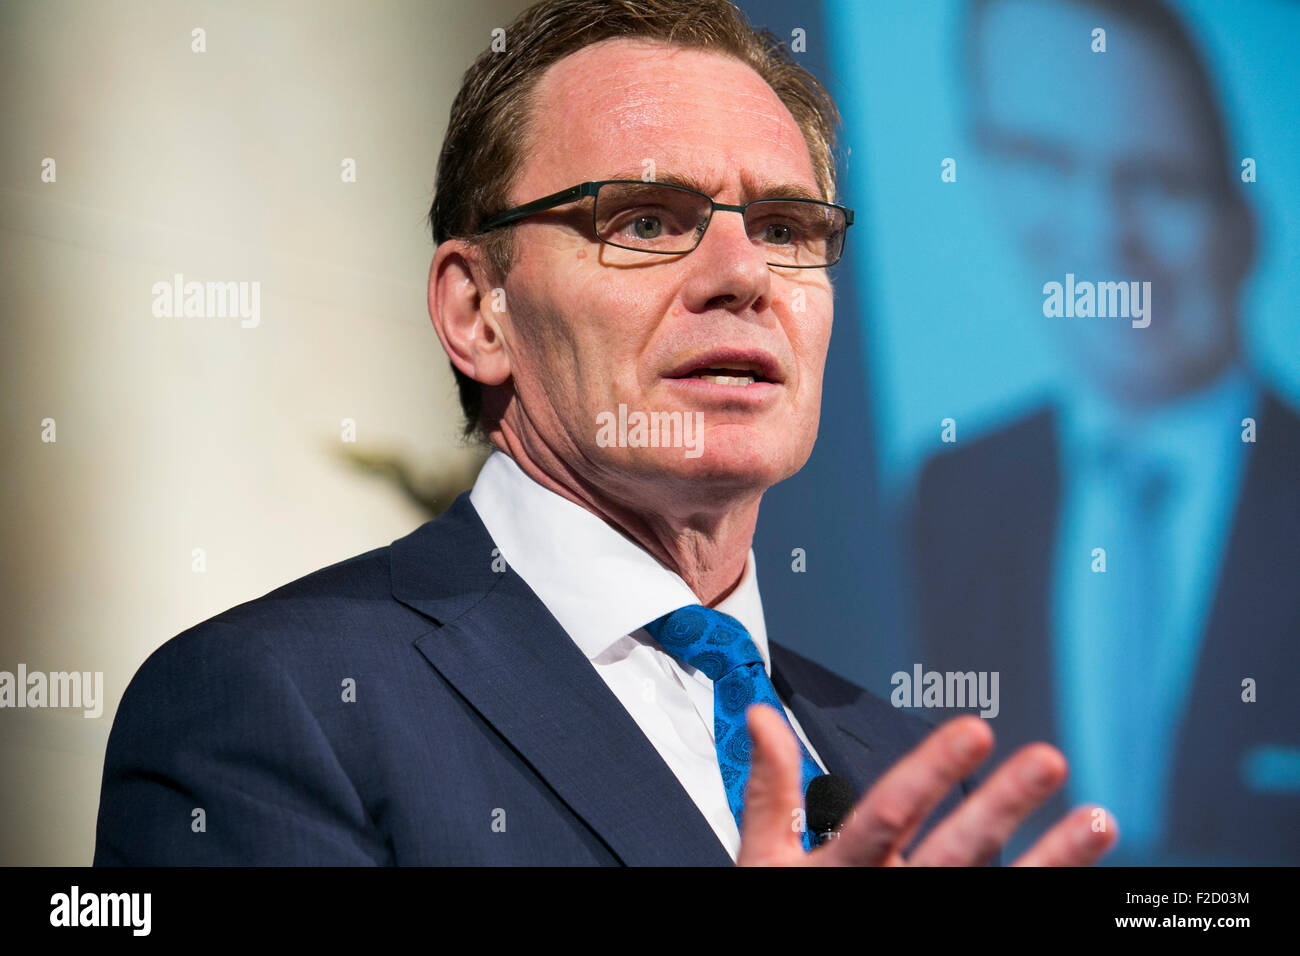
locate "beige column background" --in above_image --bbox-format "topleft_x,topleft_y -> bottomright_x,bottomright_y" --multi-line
0,0 -> 531,865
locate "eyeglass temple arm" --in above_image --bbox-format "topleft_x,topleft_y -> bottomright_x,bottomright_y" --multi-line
475,183 -> 601,234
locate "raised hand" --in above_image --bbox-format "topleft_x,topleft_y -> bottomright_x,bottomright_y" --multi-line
737,704 -> 1118,866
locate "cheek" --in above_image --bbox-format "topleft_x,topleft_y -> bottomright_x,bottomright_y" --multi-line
1135,202 -> 1219,275
782,290 -> 833,397
576,283 -> 663,395
515,263 -> 663,411
501,273 -> 586,421
507,302 -> 574,392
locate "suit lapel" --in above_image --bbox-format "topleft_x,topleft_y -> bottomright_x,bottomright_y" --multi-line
770,647 -> 980,843
770,654 -> 876,797
392,495 -> 732,866
965,410 -> 1063,763
1168,391 -> 1300,845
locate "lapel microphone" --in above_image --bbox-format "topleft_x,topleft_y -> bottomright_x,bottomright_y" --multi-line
806,774 -> 856,848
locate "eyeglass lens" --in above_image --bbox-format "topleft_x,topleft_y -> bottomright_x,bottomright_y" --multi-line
593,182 -> 845,266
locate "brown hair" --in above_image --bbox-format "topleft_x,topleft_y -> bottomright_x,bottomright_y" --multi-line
428,0 -> 843,438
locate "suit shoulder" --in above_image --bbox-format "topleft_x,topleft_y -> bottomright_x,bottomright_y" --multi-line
210,541 -> 394,628
128,531 -> 432,696
918,405 -> 1057,491
1261,388 -> 1300,447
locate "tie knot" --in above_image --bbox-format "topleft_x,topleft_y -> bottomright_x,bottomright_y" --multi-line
643,604 -> 762,681
1093,436 -> 1177,514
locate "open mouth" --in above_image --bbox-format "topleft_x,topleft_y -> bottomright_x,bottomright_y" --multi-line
667,351 -> 781,388
679,365 -> 768,387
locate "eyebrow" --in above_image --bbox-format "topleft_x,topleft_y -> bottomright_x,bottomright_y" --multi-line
607,169 -> 826,203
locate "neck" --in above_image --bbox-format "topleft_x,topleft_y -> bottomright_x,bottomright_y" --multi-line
488,424 -> 759,607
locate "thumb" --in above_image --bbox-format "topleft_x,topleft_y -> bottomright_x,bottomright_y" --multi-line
737,703 -> 806,865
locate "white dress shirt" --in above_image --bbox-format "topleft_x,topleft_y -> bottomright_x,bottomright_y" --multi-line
469,449 -> 828,860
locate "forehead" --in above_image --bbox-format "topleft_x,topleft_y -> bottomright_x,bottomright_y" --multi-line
517,38 -> 819,197
974,0 -> 1213,164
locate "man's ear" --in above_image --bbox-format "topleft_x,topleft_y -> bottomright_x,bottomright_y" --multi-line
428,240 -> 512,388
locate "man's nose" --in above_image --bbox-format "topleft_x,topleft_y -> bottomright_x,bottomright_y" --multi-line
679,208 -> 772,315
1064,168 -> 1145,272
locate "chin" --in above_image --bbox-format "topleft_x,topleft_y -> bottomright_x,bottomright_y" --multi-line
680,426 -> 807,487
1090,362 -> 1193,407
601,427 -> 802,496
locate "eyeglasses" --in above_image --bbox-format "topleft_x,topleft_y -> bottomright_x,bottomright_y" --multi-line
474,179 -> 854,269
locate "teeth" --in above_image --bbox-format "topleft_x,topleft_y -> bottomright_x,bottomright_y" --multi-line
696,373 -> 755,386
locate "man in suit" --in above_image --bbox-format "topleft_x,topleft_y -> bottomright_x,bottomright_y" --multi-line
912,0 -> 1300,864
95,0 -> 1115,866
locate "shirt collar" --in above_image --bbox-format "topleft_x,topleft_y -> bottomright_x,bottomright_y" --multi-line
468,449 -> 773,673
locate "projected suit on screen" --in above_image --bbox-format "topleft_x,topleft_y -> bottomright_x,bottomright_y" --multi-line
911,0 -> 1300,864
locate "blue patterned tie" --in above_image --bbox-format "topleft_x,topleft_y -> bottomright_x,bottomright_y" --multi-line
644,604 -> 824,852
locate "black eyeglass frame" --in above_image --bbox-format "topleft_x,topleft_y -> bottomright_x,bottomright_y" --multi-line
473,179 -> 855,269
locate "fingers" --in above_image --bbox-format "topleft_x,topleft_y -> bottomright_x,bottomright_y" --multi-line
736,704 -> 806,866
1012,805 -> 1119,866
906,742 -> 1067,866
821,715 -> 995,866
736,707 -> 1116,869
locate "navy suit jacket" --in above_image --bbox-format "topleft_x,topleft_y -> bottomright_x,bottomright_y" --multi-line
95,493 -> 975,865
911,389 -> 1300,864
